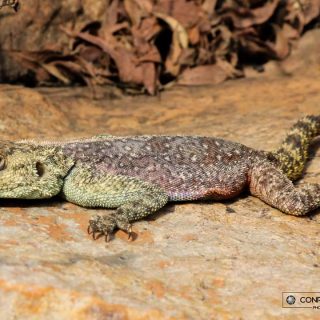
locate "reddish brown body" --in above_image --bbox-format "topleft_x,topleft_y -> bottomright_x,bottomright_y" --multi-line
62,136 -> 264,201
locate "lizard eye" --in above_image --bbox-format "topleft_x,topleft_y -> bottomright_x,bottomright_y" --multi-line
0,156 -> 6,170
36,161 -> 45,177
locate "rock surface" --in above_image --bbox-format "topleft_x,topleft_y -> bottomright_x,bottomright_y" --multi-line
0,73 -> 320,319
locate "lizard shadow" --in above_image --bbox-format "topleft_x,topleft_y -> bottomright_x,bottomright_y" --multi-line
144,194 -> 248,222
0,196 -> 64,209
144,203 -> 176,221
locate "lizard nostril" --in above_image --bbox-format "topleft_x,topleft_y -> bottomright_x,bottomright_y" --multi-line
36,161 -> 45,177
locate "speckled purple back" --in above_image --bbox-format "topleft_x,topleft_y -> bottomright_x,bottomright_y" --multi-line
62,136 -> 262,201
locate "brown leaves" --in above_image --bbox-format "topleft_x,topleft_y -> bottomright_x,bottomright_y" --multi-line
220,0 -> 280,29
9,0 -> 320,94
0,0 -> 19,12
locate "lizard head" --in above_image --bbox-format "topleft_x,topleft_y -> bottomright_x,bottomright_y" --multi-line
0,142 -> 74,199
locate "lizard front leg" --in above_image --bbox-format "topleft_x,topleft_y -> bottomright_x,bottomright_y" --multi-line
62,166 -> 168,241
89,190 -> 168,241
249,161 -> 320,215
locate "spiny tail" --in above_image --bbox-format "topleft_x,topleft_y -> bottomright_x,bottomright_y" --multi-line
271,115 -> 320,181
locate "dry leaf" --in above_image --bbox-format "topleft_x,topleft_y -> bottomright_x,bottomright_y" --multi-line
155,0 -> 201,28
202,0 -> 218,14
124,0 -> 145,26
154,12 -> 188,76
222,0 -> 280,29
266,24 -> 290,59
41,62 -> 71,84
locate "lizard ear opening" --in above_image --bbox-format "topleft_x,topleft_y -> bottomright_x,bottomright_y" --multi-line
36,161 -> 45,177
0,155 -> 6,170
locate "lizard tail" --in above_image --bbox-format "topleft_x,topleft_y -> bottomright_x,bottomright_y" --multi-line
271,115 -> 320,181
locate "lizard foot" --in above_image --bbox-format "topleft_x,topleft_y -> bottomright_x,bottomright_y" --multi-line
88,215 -> 116,242
88,214 -> 134,242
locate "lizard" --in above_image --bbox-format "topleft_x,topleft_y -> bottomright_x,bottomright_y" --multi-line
0,115 -> 319,242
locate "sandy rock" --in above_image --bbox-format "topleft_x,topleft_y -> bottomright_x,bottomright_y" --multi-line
0,73 -> 320,319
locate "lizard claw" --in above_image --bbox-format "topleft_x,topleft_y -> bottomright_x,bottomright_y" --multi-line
92,232 -> 104,240
88,215 -> 116,242
105,233 -> 111,242
127,225 -> 133,241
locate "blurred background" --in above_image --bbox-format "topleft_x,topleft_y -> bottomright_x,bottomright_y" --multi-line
1,0 -> 319,95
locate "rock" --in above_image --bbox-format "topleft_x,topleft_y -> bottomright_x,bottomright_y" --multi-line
0,73 -> 320,319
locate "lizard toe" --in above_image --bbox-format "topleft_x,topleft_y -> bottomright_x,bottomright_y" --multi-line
127,225 -> 134,241
92,231 -> 104,240
115,217 -> 134,241
88,214 -> 117,241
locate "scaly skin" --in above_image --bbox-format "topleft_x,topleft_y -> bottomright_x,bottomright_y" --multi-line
271,115 -> 320,180
0,115 -> 319,242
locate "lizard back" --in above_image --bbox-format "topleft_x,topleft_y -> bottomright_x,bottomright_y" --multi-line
61,136 -> 263,201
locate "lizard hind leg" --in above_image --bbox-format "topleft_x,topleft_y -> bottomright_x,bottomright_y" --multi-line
249,161 -> 320,216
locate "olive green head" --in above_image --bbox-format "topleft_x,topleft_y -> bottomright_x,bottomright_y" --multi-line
0,142 -> 74,199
